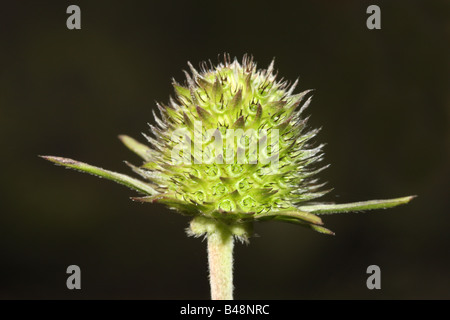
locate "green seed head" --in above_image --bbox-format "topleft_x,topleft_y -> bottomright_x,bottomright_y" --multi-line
135,54 -> 329,236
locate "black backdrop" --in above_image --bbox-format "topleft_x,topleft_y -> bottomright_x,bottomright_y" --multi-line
1,0 -> 449,299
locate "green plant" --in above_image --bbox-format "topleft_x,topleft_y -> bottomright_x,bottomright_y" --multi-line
41,54 -> 414,299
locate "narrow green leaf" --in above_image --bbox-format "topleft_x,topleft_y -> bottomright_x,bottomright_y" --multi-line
269,216 -> 335,235
118,135 -> 152,161
259,209 -> 323,225
307,224 -> 335,235
298,196 -> 416,215
40,156 -> 158,196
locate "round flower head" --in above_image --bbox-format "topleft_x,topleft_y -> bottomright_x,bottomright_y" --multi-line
129,54 -> 331,236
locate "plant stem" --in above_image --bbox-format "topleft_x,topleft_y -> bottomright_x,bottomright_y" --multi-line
207,225 -> 234,300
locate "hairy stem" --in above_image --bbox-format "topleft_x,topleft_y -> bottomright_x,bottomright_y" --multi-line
207,226 -> 234,300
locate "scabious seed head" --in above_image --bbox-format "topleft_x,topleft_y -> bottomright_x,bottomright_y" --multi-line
131,54 -> 330,236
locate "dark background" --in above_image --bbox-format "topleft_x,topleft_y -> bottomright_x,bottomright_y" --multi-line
1,0 -> 449,299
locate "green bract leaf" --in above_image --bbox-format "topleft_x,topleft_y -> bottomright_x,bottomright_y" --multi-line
40,156 -> 158,196
297,196 -> 416,215
118,135 -> 152,161
258,209 -> 324,225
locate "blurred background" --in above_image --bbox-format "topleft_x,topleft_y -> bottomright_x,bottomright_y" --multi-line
0,0 -> 449,299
